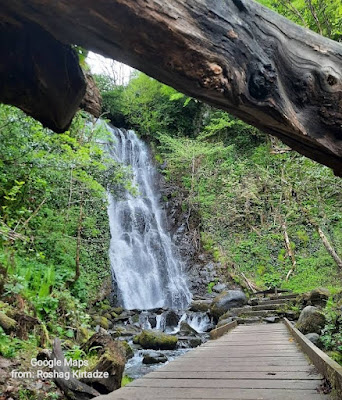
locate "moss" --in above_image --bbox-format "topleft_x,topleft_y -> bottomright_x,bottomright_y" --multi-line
135,330 -> 178,350
0,312 -> 17,332
92,316 -> 110,330
121,340 -> 134,359
112,307 -> 124,315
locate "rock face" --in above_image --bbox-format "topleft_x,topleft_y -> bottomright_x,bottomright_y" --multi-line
142,351 -> 168,364
296,306 -> 326,335
133,330 -> 178,350
210,290 -> 247,319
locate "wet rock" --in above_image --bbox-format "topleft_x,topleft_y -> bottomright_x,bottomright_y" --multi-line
210,290 -> 247,319
189,300 -> 211,313
134,330 -> 178,350
296,306 -> 326,335
142,351 -> 168,364
299,288 -> 330,308
165,310 -> 179,329
148,315 -> 157,329
178,321 -> 198,337
263,316 -> 280,323
189,337 -> 202,348
305,333 -> 320,346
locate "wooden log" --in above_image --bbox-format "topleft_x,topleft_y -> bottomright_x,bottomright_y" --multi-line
1,0 -> 342,174
50,338 -> 100,400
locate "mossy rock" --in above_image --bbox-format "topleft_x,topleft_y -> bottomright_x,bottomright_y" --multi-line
0,311 -> 17,332
210,290 -> 247,320
111,312 -> 119,319
121,340 -> 134,360
77,326 -> 91,344
296,306 -> 326,335
103,312 -> 112,319
135,330 -> 178,350
100,303 -> 111,311
93,316 -> 110,330
112,307 -> 124,315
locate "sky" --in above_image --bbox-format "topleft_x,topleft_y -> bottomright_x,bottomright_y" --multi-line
86,51 -> 134,85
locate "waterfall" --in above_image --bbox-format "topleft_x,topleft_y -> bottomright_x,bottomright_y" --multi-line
106,125 -> 192,310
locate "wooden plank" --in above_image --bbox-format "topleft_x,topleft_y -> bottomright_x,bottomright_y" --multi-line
96,387 -> 327,399
95,321 -> 330,400
129,378 -> 322,389
146,371 -> 323,380
158,365 -> 319,372
210,320 -> 237,339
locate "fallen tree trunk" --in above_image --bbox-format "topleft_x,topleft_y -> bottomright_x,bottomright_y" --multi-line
50,338 -> 100,400
316,226 -> 342,269
1,0 -> 342,174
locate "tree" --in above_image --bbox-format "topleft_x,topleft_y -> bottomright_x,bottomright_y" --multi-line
1,0 -> 342,174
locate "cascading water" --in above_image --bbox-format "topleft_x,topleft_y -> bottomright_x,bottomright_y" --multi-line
106,125 -> 192,310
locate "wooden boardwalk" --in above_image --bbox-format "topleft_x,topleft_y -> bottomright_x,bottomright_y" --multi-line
97,323 -> 330,400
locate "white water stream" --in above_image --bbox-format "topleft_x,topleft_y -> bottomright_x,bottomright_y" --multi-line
106,126 -> 192,310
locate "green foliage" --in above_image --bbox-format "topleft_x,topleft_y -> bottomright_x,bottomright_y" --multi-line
321,297 -> 342,363
0,105 -> 129,354
258,0 -> 342,41
104,67 -> 342,295
122,375 -> 134,387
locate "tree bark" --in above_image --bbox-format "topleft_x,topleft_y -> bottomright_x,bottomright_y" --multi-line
283,223 -> 297,281
316,226 -> 342,269
50,338 -> 100,400
1,0 -> 342,174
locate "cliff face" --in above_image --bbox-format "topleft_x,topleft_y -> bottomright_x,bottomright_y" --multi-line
158,174 -> 223,298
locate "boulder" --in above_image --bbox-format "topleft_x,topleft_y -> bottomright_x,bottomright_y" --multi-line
263,316 -> 280,323
164,310 -> 179,329
299,288 -> 330,308
81,333 -> 126,393
212,283 -> 227,293
210,290 -> 247,319
92,316 -> 111,330
189,337 -> 202,348
189,300 -> 211,313
296,306 -> 326,335
142,351 -> 168,364
178,321 -> 198,337
134,330 -> 178,350
305,333 -> 320,346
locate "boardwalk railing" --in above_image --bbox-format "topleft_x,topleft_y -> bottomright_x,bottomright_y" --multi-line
285,318 -> 342,400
